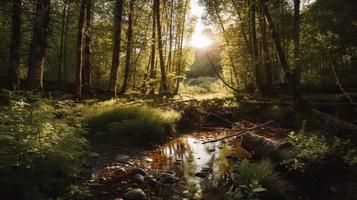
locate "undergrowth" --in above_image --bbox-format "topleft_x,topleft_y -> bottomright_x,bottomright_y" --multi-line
225,159 -> 282,200
82,101 -> 180,143
0,98 -> 88,199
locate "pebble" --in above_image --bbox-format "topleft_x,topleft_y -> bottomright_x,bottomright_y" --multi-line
123,188 -> 146,200
115,154 -> 130,162
131,168 -> 147,176
88,152 -> 100,158
132,174 -> 144,185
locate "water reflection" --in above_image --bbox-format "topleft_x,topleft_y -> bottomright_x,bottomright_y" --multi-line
145,131 -> 251,193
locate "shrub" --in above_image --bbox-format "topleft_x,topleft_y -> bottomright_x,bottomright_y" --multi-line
225,159 -> 282,200
82,101 -> 180,143
0,99 -> 88,199
282,130 -> 357,173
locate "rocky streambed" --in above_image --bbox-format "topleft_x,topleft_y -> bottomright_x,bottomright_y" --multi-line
85,131 -> 253,200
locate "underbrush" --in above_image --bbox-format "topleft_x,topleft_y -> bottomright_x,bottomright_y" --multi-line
224,159 -> 282,200
0,98 -> 88,200
82,101 -> 180,144
282,130 -> 357,173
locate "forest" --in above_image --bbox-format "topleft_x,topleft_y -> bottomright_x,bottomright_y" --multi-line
0,0 -> 356,199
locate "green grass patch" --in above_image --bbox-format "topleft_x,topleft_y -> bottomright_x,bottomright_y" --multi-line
82,101 -> 180,144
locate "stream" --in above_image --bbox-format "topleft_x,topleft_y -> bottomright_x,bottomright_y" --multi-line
89,130 -> 252,199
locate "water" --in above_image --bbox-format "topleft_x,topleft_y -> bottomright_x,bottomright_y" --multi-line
144,131 -> 252,196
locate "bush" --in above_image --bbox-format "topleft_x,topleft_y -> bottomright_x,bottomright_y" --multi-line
0,99 -> 88,199
83,101 -> 180,143
282,130 -> 357,173
225,159 -> 282,200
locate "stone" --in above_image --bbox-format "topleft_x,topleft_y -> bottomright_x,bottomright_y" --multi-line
115,154 -> 130,162
132,174 -> 144,185
195,171 -> 207,178
114,198 -> 123,200
123,189 -> 146,200
144,175 -> 157,186
158,173 -> 180,184
145,157 -> 153,162
131,168 -> 147,176
88,152 -> 100,158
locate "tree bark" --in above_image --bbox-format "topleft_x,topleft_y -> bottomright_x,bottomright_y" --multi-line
174,0 -> 189,95
293,0 -> 301,84
119,0 -> 134,94
83,0 -> 92,94
108,0 -> 124,97
259,0 -> 306,111
75,0 -> 86,100
155,0 -> 169,95
8,0 -> 21,90
149,1 -> 157,95
27,0 -> 50,91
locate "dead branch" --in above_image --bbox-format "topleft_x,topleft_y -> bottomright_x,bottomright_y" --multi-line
202,120 -> 274,144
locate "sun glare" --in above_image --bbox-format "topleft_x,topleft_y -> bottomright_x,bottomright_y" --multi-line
190,35 -> 213,49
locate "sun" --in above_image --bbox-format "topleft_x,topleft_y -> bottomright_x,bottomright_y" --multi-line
190,34 -> 214,49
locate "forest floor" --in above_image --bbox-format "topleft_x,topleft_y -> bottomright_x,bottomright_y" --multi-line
79,93 -> 357,200
1,90 -> 356,200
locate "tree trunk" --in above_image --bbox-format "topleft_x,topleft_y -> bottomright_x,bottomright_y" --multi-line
251,1 -> 264,96
27,0 -> 50,91
8,0 -> 21,90
119,0 -> 134,94
259,11 -> 272,95
149,1 -> 157,95
75,0 -> 86,100
155,0 -> 169,95
293,0 -> 301,84
174,0 -> 189,95
63,5 -> 70,84
259,0 -> 306,111
83,0 -> 92,94
57,1 -> 67,83
108,0 -> 124,97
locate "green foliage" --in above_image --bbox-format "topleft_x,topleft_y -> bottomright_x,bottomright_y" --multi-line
82,101 -> 180,143
0,99 -> 88,199
282,130 -> 357,173
226,159 -> 281,200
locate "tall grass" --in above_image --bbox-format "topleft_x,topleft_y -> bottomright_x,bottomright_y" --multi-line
82,101 -> 180,143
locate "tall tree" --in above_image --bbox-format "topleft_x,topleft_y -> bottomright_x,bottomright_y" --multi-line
120,0 -> 135,94
57,0 -> 68,83
8,0 -> 21,89
148,0 -> 157,94
155,0 -> 169,95
258,0 -> 306,111
75,0 -> 86,100
108,0 -> 124,97
27,0 -> 50,91
293,0 -> 301,83
83,0 -> 93,94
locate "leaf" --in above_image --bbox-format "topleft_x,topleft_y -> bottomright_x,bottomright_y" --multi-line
252,187 -> 267,193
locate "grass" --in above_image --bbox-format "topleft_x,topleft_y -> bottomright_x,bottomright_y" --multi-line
82,100 -> 180,144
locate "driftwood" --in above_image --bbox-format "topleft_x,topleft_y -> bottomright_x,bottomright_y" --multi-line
202,120 -> 274,144
241,132 -> 297,162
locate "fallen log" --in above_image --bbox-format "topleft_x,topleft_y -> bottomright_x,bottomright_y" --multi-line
312,109 -> 357,134
240,132 -> 297,162
202,120 -> 274,144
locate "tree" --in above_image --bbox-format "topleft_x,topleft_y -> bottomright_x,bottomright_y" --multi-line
8,0 -> 21,89
293,0 -> 301,84
75,0 -> 86,100
27,0 -> 50,91
154,0 -> 169,95
148,0 -> 157,94
258,0 -> 306,111
120,0 -> 135,94
109,0 -> 124,97
83,0 -> 93,94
